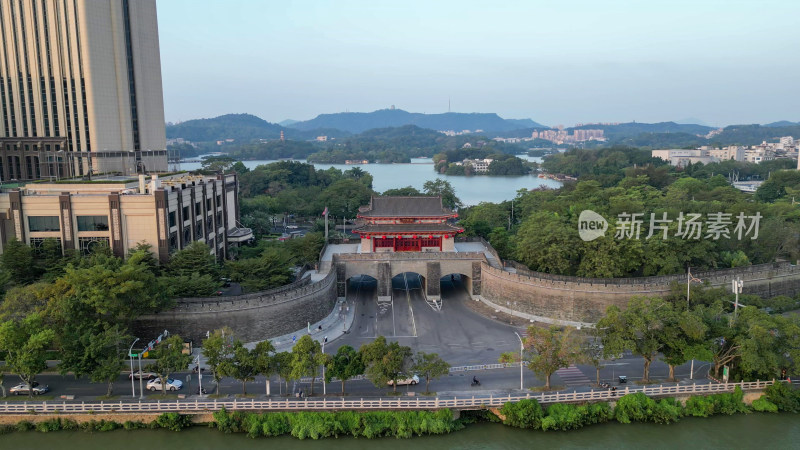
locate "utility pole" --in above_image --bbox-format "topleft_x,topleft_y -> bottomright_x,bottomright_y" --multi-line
732,277 -> 743,324
514,332 -> 524,390
128,338 -> 140,398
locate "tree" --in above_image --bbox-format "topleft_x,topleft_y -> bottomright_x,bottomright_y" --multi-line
273,351 -> 294,396
0,314 -> 55,398
167,241 -> 219,278
225,247 -> 292,292
423,179 -> 462,209
325,345 -> 365,395
202,327 -> 234,395
219,339 -> 274,395
147,335 -> 192,393
515,212 -> 580,275
317,178 -> 374,218
695,302 -> 741,378
0,282 -> 51,322
411,352 -> 450,393
34,238 -> 69,282
0,238 -> 34,285
597,297 -> 669,383
659,309 -> 709,381
359,336 -> 413,392
290,335 -> 326,396
201,155 -> 236,173
383,186 -> 422,196
501,326 -> 582,390
47,254 -> 168,395
285,232 -> 325,268
582,331 -> 605,386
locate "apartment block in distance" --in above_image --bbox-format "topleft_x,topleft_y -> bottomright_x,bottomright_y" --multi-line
0,0 -> 168,181
0,173 -> 254,262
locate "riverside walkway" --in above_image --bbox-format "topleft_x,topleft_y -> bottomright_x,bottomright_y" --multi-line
0,380 -> 777,414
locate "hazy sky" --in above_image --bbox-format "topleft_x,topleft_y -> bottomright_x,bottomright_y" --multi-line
157,0 -> 800,127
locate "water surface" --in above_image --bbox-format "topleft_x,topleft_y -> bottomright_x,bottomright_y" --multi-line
178,157 -> 559,205
2,413 -> 797,450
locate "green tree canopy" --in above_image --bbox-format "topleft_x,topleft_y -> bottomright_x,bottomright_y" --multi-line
359,336 -> 413,392
325,345 -> 365,395
0,313 -> 55,397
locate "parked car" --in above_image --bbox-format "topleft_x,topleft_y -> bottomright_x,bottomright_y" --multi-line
128,370 -> 157,380
146,378 -> 183,392
9,382 -> 49,395
387,374 -> 419,386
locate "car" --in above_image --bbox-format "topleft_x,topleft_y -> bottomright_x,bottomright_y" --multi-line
128,370 -> 157,380
146,378 -> 183,392
387,374 -> 419,386
9,382 -> 49,396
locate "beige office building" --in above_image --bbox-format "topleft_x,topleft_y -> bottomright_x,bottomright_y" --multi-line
0,173 -> 253,261
0,0 -> 168,181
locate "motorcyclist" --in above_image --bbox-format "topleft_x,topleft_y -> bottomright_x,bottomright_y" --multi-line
472,376 -> 479,385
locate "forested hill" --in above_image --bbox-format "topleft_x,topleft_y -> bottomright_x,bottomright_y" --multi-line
571,122 -> 714,139
165,114 -> 350,142
286,108 -> 543,133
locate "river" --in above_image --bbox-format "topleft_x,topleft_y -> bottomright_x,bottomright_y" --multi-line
2,413 -> 797,449
177,156 -> 561,205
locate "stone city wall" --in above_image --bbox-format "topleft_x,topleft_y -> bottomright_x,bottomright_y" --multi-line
134,269 -> 337,343
481,261 -> 800,323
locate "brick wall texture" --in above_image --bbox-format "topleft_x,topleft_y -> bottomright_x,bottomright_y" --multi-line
482,261 -> 800,323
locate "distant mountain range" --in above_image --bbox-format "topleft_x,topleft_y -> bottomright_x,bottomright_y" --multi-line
166,111 -> 800,150
166,114 -> 351,142
285,109 -> 543,134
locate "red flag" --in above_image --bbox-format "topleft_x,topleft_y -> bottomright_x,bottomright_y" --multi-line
322,207 -> 328,216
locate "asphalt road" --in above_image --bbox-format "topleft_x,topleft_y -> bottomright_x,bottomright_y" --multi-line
11,276 -> 708,400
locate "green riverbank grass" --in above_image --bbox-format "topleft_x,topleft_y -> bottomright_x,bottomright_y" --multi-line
0,384 -> 796,439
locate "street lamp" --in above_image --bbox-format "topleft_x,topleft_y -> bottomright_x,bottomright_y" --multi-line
195,354 -> 203,396
514,332 -> 524,390
128,337 -> 140,398
321,336 -> 327,396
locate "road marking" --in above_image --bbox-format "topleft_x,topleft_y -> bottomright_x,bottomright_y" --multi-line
404,273 -> 418,337
555,365 -> 592,387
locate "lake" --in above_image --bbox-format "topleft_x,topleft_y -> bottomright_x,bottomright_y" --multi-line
178,156 -> 561,206
2,413 -> 798,449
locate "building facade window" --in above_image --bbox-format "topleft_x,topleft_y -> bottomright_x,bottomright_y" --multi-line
182,206 -> 189,220
183,226 -> 191,244
168,211 -> 177,228
168,231 -> 178,252
28,216 -> 60,232
195,220 -> 203,239
77,215 -> 109,231
195,201 -> 201,216
78,236 -> 109,254
29,237 -> 62,253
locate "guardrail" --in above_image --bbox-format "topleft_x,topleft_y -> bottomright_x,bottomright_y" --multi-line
0,380 -> 776,414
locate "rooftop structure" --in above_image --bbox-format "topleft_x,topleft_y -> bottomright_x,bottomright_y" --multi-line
0,172 -> 252,261
353,196 -> 462,252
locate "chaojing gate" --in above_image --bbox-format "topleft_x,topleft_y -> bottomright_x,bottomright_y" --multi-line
373,236 -> 442,252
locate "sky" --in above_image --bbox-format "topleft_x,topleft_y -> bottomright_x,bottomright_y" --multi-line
156,0 -> 800,127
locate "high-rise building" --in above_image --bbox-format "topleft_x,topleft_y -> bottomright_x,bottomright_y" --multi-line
0,0 -> 167,182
